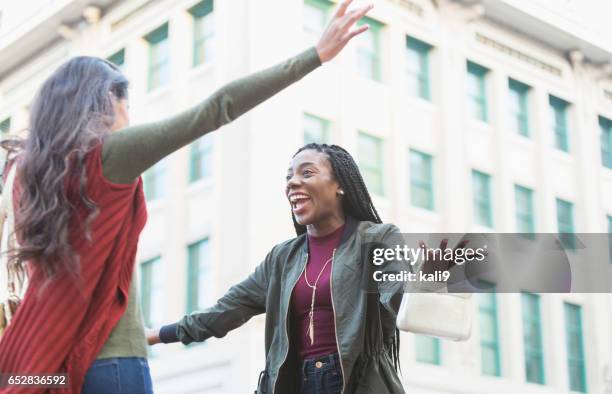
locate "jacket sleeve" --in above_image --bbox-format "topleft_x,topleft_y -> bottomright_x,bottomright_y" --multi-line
101,47 -> 322,184
166,248 -> 277,345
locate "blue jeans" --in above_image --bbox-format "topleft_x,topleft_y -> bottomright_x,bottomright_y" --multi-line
299,353 -> 343,394
82,357 -> 153,394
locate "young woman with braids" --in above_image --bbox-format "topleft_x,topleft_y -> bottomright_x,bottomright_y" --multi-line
0,2 -> 372,392
149,143 -> 406,394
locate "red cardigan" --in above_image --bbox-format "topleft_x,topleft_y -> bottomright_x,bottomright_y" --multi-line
0,144 -> 148,393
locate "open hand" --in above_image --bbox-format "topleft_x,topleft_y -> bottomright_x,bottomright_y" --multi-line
316,0 -> 374,63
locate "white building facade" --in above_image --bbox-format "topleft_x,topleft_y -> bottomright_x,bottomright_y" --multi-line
1,0 -> 612,393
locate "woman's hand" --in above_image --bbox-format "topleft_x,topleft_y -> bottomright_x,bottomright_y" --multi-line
146,328 -> 161,346
316,0 -> 374,63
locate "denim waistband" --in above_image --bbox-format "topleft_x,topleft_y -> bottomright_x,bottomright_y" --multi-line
300,353 -> 340,375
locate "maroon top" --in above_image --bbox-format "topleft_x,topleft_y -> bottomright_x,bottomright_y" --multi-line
291,224 -> 345,360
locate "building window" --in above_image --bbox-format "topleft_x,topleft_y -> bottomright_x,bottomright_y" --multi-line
556,198 -> 575,250
358,132 -> 383,195
599,116 -> 612,169
144,161 -> 166,200
140,257 -> 164,328
472,170 -> 493,228
303,113 -> 330,144
107,48 -> 125,69
356,17 -> 383,81
564,303 -> 587,393
508,79 -> 530,137
466,61 -> 489,122
303,0 -> 332,44
189,134 -> 213,182
145,23 -> 170,91
549,96 -> 569,152
515,185 -> 535,238
409,149 -> 434,210
406,37 -> 431,100
522,292 -> 545,385
479,284 -> 501,376
187,239 -> 212,313
0,117 -> 10,135
416,336 -> 441,364
190,0 -> 214,67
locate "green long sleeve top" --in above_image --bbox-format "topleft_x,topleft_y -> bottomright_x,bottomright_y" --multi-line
95,47 -> 322,359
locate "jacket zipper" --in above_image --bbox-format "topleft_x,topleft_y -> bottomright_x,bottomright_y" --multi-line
271,252 -> 308,394
329,248 -> 347,392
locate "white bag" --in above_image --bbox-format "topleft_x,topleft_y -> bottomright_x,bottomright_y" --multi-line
396,292 -> 473,341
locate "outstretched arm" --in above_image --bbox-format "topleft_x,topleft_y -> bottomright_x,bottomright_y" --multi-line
102,0 -> 373,184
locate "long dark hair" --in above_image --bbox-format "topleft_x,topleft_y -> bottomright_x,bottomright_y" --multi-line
290,143 -> 400,372
1,56 -> 128,280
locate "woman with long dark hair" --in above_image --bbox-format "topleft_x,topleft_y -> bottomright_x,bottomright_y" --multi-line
149,143 -> 406,394
0,2 -> 372,392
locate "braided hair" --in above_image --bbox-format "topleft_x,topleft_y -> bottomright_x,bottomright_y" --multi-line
290,143 -> 401,373
291,143 -> 382,235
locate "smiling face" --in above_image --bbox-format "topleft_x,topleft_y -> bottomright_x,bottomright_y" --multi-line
286,149 -> 345,234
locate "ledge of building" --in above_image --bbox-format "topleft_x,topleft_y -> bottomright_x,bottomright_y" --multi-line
0,0 -> 120,80
452,0 -> 612,64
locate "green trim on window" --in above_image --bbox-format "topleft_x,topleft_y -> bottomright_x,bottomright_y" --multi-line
406,36 -> 432,100
409,149 -> 434,210
189,0 -> 213,17
556,198 -> 576,250
564,303 -> 587,393
187,239 -> 211,313
508,79 -> 530,137
522,292 -> 545,385
515,184 -> 535,238
415,335 -> 441,365
479,282 -> 501,376
191,0 -> 214,66
303,113 -> 330,144
107,48 -> 125,67
472,170 -> 493,228
467,61 -> 489,122
145,23 -> 170,91
599,116 -> 612,169
0,117 -> 11,135
549,95 -> 569,152
356,17 -> 383,81
304,0 -> 333,10
358,132 -> 384,196
189,134 -> 213,182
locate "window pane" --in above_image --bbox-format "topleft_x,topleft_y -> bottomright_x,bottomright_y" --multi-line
467,62 -> 488,122
144,161 -> 166,200
508,79 -> 530,137
358,133 -> 383,195
564,303 -> 587,392
107,49 -> 125,70
146,24 -> 169,91
187,239 -> 212,312
190,134 -> 213,182
515,185 -> 535,235
406,38 -> 431,100
141,257 -> 164,328
0,117 -> 10,135
416,336 -> 440,364
556,198 -> 575,249
193,11 -> 215,66
522,293 -> 545,384
410,149 -> 433,210
550,96 -> 569,152
472,170 -> 493,228
303,113 -> 330,144
356,18 -> 382,81
600,116 -> 612,169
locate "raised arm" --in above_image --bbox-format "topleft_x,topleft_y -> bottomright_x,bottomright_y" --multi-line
149,248 -> 277,346
102,0 -> 373,184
